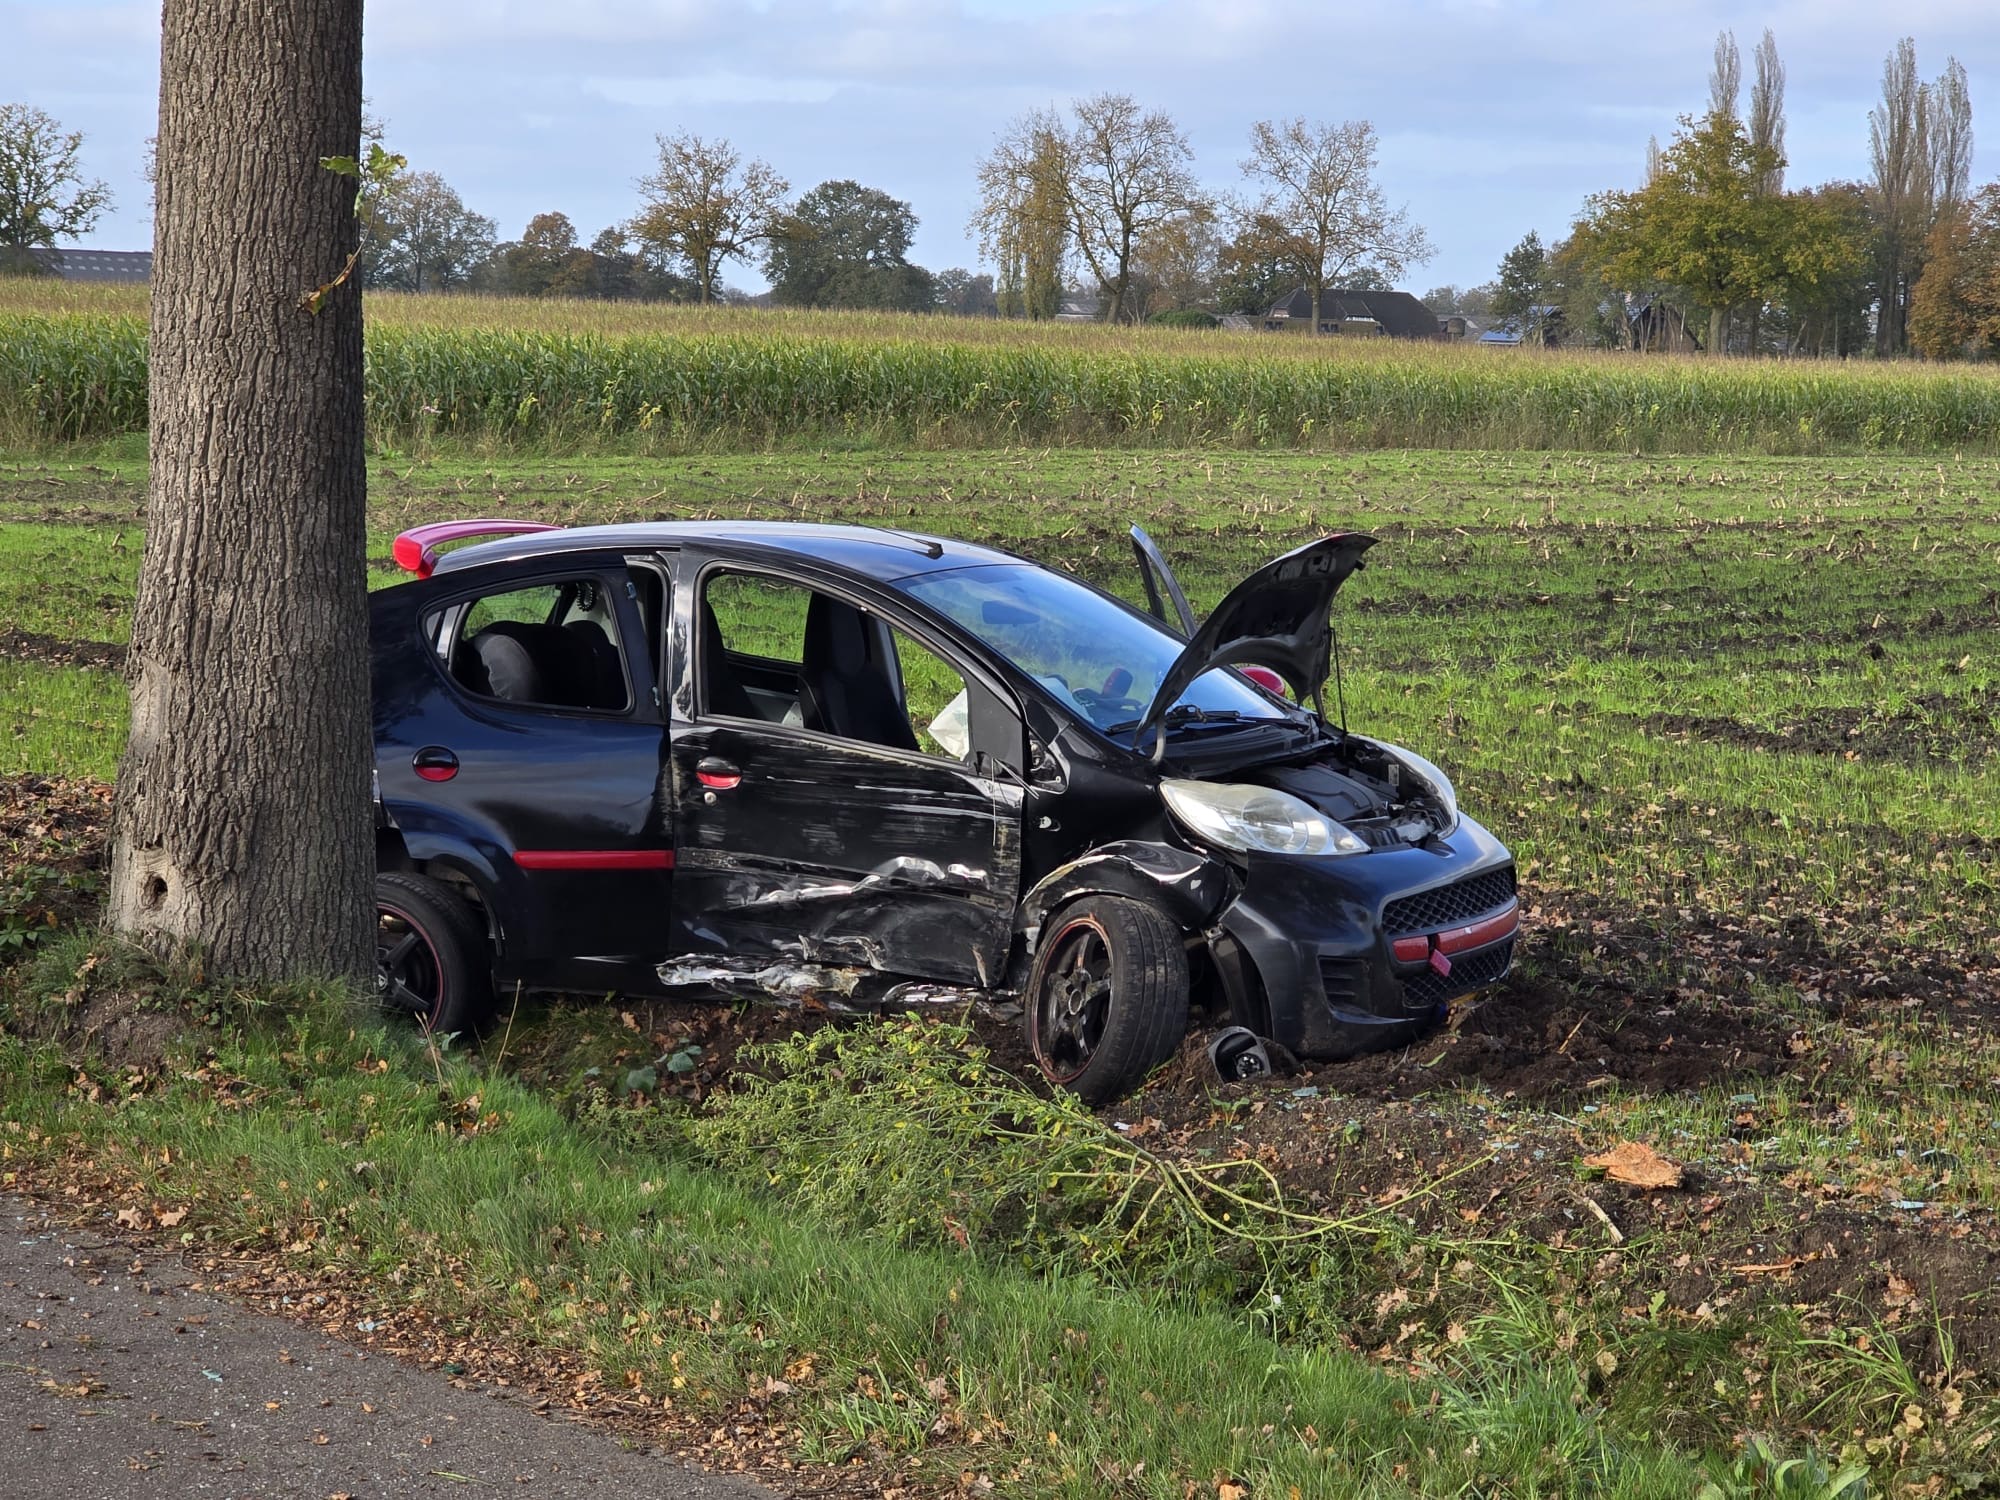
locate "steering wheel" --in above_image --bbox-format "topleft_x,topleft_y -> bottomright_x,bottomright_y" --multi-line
1073,665 -> 1142,719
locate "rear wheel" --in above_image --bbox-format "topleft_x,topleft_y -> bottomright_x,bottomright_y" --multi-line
1026,894 -> 1188,1105
375,873 -> 493,1037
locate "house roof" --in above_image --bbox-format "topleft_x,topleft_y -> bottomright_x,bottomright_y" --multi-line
1271,286 -> 1440,339
26,248 -> 152,283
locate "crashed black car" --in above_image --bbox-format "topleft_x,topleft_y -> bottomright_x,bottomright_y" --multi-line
372,518 -> 1518,1102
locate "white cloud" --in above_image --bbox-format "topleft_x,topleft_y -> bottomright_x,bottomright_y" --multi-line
588,71 -> 844,107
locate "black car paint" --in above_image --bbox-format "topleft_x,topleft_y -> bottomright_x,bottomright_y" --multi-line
370,521 -> 1517,1061
370,558 -> 672,991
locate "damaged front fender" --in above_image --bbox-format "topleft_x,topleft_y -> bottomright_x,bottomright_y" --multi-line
1016,839 -> 1233,949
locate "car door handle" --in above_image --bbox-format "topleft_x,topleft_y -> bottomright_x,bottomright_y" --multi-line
695,757 -> 742,790
412,746 -> 459,782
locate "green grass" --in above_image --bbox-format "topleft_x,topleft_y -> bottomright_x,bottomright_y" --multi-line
0,971 -> 1716,1499
0,659 -> 124,779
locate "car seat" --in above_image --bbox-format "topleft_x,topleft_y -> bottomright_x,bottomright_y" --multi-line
460,621 -> 619,710
562,620 -> 628,709
698,598 -> 759,719
798,594 -> 919,752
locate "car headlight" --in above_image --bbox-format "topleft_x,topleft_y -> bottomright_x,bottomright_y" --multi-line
1365,739 -> 1460,835
1160,779 -> 1368,857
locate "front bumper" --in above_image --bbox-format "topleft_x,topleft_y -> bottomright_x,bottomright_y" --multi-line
1212,815 -> 1518,1059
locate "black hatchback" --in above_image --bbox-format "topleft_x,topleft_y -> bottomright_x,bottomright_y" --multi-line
371,518 -> 1518,1102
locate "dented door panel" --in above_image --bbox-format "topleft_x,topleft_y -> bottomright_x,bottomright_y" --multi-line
669,721 -> 1023,987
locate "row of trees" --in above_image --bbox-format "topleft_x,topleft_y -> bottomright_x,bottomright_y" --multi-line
355,138 -> 1001,314
1499,32 -> 1979,357
17,92 -> 1419,326
971,96 -> 1427,324
5,83 -> 1430,328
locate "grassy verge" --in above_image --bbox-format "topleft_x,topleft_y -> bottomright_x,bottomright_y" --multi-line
0,944 -> 1719,1499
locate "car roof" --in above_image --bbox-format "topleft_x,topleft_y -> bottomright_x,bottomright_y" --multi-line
429,520 -> 1028,584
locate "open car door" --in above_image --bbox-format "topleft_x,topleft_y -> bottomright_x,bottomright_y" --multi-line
1129,525 -> 1198,637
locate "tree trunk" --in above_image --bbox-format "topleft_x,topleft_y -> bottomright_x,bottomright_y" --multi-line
1876,247 -> 1900,355
1708,304 -> 1726,355
110,0 -> 372,985
1310,284 -> 1322,336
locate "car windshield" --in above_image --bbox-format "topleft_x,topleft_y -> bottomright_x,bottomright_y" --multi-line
896,563 -> 1291,734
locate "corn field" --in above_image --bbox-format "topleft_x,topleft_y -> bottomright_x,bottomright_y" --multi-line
6,286 -> 2000,452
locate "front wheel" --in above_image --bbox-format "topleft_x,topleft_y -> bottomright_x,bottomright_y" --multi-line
375,872 -> 494,1038
1025,894 -> 1189,1105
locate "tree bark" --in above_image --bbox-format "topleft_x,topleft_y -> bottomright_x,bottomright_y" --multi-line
1708,304 -> 1727,355
110,0 -> 372,984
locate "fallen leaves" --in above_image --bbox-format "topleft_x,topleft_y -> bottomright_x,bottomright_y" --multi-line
1582,1141 -> 1683,1189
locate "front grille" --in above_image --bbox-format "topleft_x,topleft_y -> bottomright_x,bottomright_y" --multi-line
1381,867 -> 1517,936
1402,939 -> 1514,1008
1318,956 -> 1367,1010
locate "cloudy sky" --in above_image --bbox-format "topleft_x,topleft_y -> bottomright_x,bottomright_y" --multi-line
5,0 -> 1995,295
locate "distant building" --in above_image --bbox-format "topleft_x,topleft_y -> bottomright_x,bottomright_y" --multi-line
1261,286 -> 1442,340
1478,306 -> 1564,348
1055,291 -> 1104,322
1624,295 -> 1700,353
24,248 -> 153,283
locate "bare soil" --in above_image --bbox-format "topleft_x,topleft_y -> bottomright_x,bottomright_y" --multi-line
0,628 -> 124,671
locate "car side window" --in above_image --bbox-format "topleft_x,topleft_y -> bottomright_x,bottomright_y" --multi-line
700,571 -> 811,723
892,628 -> 971,760
439,578 -> 632,713
699,569 -> 973,763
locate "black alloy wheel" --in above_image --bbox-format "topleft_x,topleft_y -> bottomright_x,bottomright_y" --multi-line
374,872 -> 493,1037
1025,893 -> 1189,1105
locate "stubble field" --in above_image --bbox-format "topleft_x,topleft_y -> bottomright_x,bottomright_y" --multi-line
3,433 -> 1999,1495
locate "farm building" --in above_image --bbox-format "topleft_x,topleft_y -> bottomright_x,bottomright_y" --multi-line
22,248 -> 153,283
1624,295 -> 1701,353
1478,306 -> 1565,348
1261,287 -> 1442,339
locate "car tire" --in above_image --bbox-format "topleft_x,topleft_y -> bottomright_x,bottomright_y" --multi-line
1025,894 -> 1189,1105
375,872 -> 494,1038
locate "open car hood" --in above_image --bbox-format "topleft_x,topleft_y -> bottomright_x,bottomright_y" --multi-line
1133,532 -> 1377,742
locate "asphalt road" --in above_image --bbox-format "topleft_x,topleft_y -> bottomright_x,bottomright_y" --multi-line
0,1196 -> 774,1499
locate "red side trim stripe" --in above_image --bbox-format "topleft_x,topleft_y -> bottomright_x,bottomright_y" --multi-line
513,849 -> 674,871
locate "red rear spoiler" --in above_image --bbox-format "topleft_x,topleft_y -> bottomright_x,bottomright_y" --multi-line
391,520 -> 563,579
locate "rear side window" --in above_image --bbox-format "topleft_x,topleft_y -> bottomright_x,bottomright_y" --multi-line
433,577 -> 633,713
